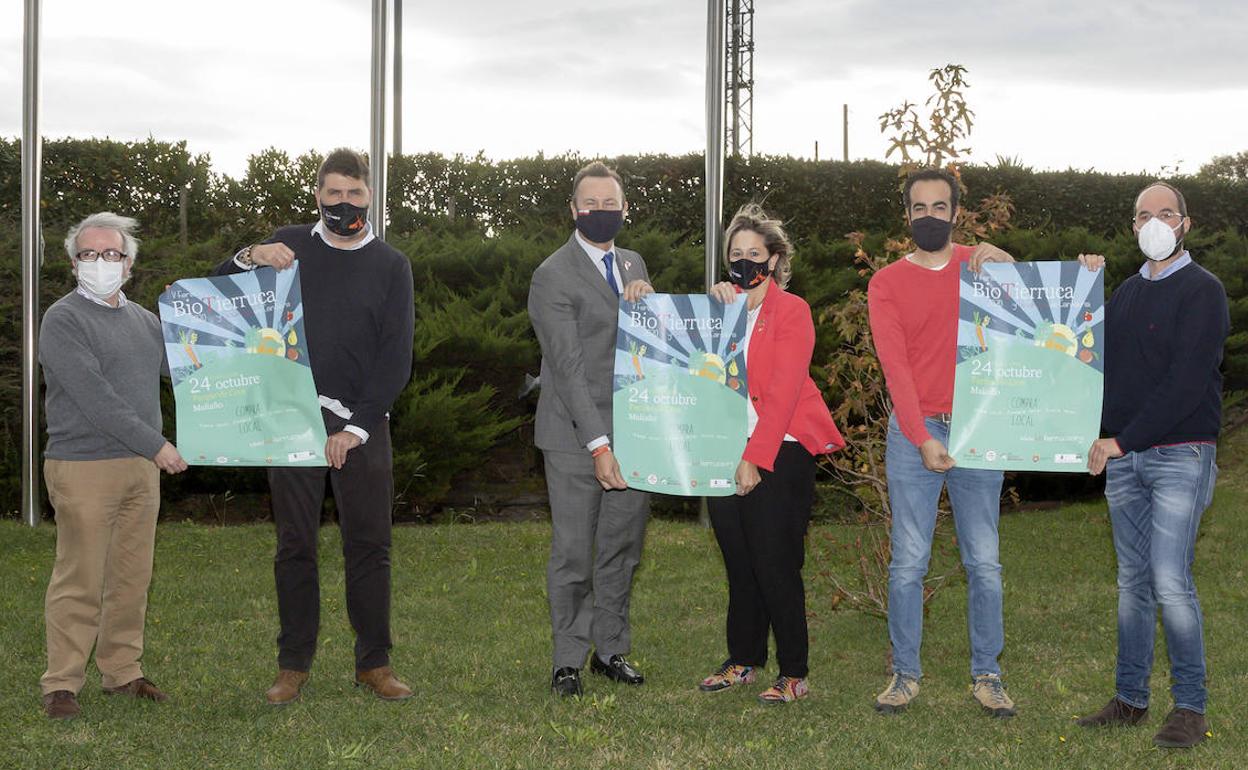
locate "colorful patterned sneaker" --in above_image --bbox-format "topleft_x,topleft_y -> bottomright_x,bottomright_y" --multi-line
971,674 -> 1016,718
757,676 -> 809,704
874,673 -> 920,714
699,661 -> 757,692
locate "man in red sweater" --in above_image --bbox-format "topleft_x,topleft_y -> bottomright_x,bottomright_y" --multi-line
867,168 -> 1018,718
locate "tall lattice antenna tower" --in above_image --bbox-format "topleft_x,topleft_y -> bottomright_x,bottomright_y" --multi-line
726,0 -> 754,158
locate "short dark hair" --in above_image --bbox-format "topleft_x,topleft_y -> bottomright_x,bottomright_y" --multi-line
1135,181 -> 1187,217
571,161 -> 625,204
317,148 -> 371,189
903,168 -> 960,212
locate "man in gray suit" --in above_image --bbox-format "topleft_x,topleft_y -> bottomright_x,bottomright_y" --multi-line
529,161 -> 653,697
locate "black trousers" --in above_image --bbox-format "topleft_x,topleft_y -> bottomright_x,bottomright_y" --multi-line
708,442 -> 816,678
268,417 -> 394,672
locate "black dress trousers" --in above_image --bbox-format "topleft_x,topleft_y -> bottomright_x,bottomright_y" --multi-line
268,414 -> 394,672
708,442 -> 816,679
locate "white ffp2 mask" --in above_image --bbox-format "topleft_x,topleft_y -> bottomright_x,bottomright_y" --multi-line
1137,217 -> 1182,262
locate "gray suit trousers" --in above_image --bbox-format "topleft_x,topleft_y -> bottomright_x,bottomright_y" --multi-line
544,449 -> 649,669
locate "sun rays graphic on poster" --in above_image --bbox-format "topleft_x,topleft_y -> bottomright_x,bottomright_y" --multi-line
949,261 -> 1105,472
956,260 -> 1105,369
612,294 -> 749,496
161,265 -> 309,384
158,264 -> 328,466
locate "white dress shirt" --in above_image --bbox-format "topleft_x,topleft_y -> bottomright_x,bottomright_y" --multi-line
76,287 -> 129,308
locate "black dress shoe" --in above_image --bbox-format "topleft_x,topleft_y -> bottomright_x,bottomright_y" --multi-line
590,654 -> 644,685
551,667 -> 582,697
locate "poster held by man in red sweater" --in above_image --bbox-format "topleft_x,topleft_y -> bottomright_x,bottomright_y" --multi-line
946,261 -> 1105,471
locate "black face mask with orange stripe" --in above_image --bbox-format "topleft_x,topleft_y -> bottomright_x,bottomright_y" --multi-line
320,201 -> 370,237
727,257 -> 773,290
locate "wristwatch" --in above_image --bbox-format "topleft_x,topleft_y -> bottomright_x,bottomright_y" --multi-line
237,245 -> 255,267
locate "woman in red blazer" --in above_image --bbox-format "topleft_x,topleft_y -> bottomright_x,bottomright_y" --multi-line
698,203 -> 845,704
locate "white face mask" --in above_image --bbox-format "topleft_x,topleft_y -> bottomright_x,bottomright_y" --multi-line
1137,217 -> 1182,262
76,259 -> 128,299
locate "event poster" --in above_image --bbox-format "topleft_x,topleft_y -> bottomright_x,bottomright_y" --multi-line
948,261 -> 1104,472
158,264 -> 328,466
612,294 -> 749,496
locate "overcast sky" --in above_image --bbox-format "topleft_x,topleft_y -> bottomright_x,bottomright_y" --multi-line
2,0 -> 1245,178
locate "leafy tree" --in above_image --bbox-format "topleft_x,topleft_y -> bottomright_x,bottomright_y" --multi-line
1198,151 -> 1248,183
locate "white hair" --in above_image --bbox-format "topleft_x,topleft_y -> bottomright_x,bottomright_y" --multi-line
64,211 -> 140,261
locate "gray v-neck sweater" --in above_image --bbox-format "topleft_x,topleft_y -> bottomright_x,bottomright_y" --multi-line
39,291 -> 167,461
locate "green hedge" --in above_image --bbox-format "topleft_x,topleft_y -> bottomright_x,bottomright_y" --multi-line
3,222 -> 1244,518
4,139 -> 1247,246
2,138 -> 1245,518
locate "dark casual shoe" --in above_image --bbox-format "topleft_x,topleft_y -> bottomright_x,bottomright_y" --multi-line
1075,697 -> 1148,727
699,661 -> 757,692
590,654 -> 644,685
103,677 -> 168,702
1153,708 -> 1209,749
265,669 -> 309,706
551,667 -> 582,698
971,674 -> 1016,718
355,666 -> 413,701
42,690 -> 80,720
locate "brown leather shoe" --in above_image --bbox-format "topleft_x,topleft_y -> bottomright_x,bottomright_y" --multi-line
1075,697 -> 1148,727
42,690 -> 81,720
103,677 -> 168,702
354,666 -> 412,701
1154,708 -> 1209,749
265,669 -> 309,706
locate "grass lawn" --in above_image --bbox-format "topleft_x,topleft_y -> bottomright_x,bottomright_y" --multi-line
1,432 -> 1245,769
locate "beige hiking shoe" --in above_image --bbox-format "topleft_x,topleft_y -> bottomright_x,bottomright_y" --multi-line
874,673 -> 919,714
971,674 -> 1016,718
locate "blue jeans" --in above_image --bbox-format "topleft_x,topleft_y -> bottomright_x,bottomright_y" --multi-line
1106,443 -> 1217,714
886,415 -> 1005,680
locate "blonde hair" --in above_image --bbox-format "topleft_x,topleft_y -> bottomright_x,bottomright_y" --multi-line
723,203 -> 793,289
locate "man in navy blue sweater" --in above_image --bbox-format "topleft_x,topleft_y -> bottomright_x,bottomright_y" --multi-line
1076,182 -> 1229,749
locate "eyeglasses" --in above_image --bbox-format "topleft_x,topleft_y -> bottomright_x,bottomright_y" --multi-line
1133,210 -> 1185,226
75,249 -> 127,262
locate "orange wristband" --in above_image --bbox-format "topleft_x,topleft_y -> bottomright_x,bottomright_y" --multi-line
590,445 -> 610,458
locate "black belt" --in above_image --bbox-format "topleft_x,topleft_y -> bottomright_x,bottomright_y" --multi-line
928,412 -> 953,425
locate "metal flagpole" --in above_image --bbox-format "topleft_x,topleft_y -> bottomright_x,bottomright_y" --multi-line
393,0 -> 402,158
701,0 -> 726,527
21,0 -> 43,527
370,0 -> 388,242
705,0 -> 726,291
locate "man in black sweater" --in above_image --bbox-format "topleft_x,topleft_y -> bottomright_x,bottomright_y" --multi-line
1077,182 -> 1229,749
215,148 -> 414,704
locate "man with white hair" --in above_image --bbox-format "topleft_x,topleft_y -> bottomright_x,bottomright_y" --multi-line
38,212 -> 187,720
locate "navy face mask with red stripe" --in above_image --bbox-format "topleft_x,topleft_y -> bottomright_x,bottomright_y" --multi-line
320,201 -> 370,237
